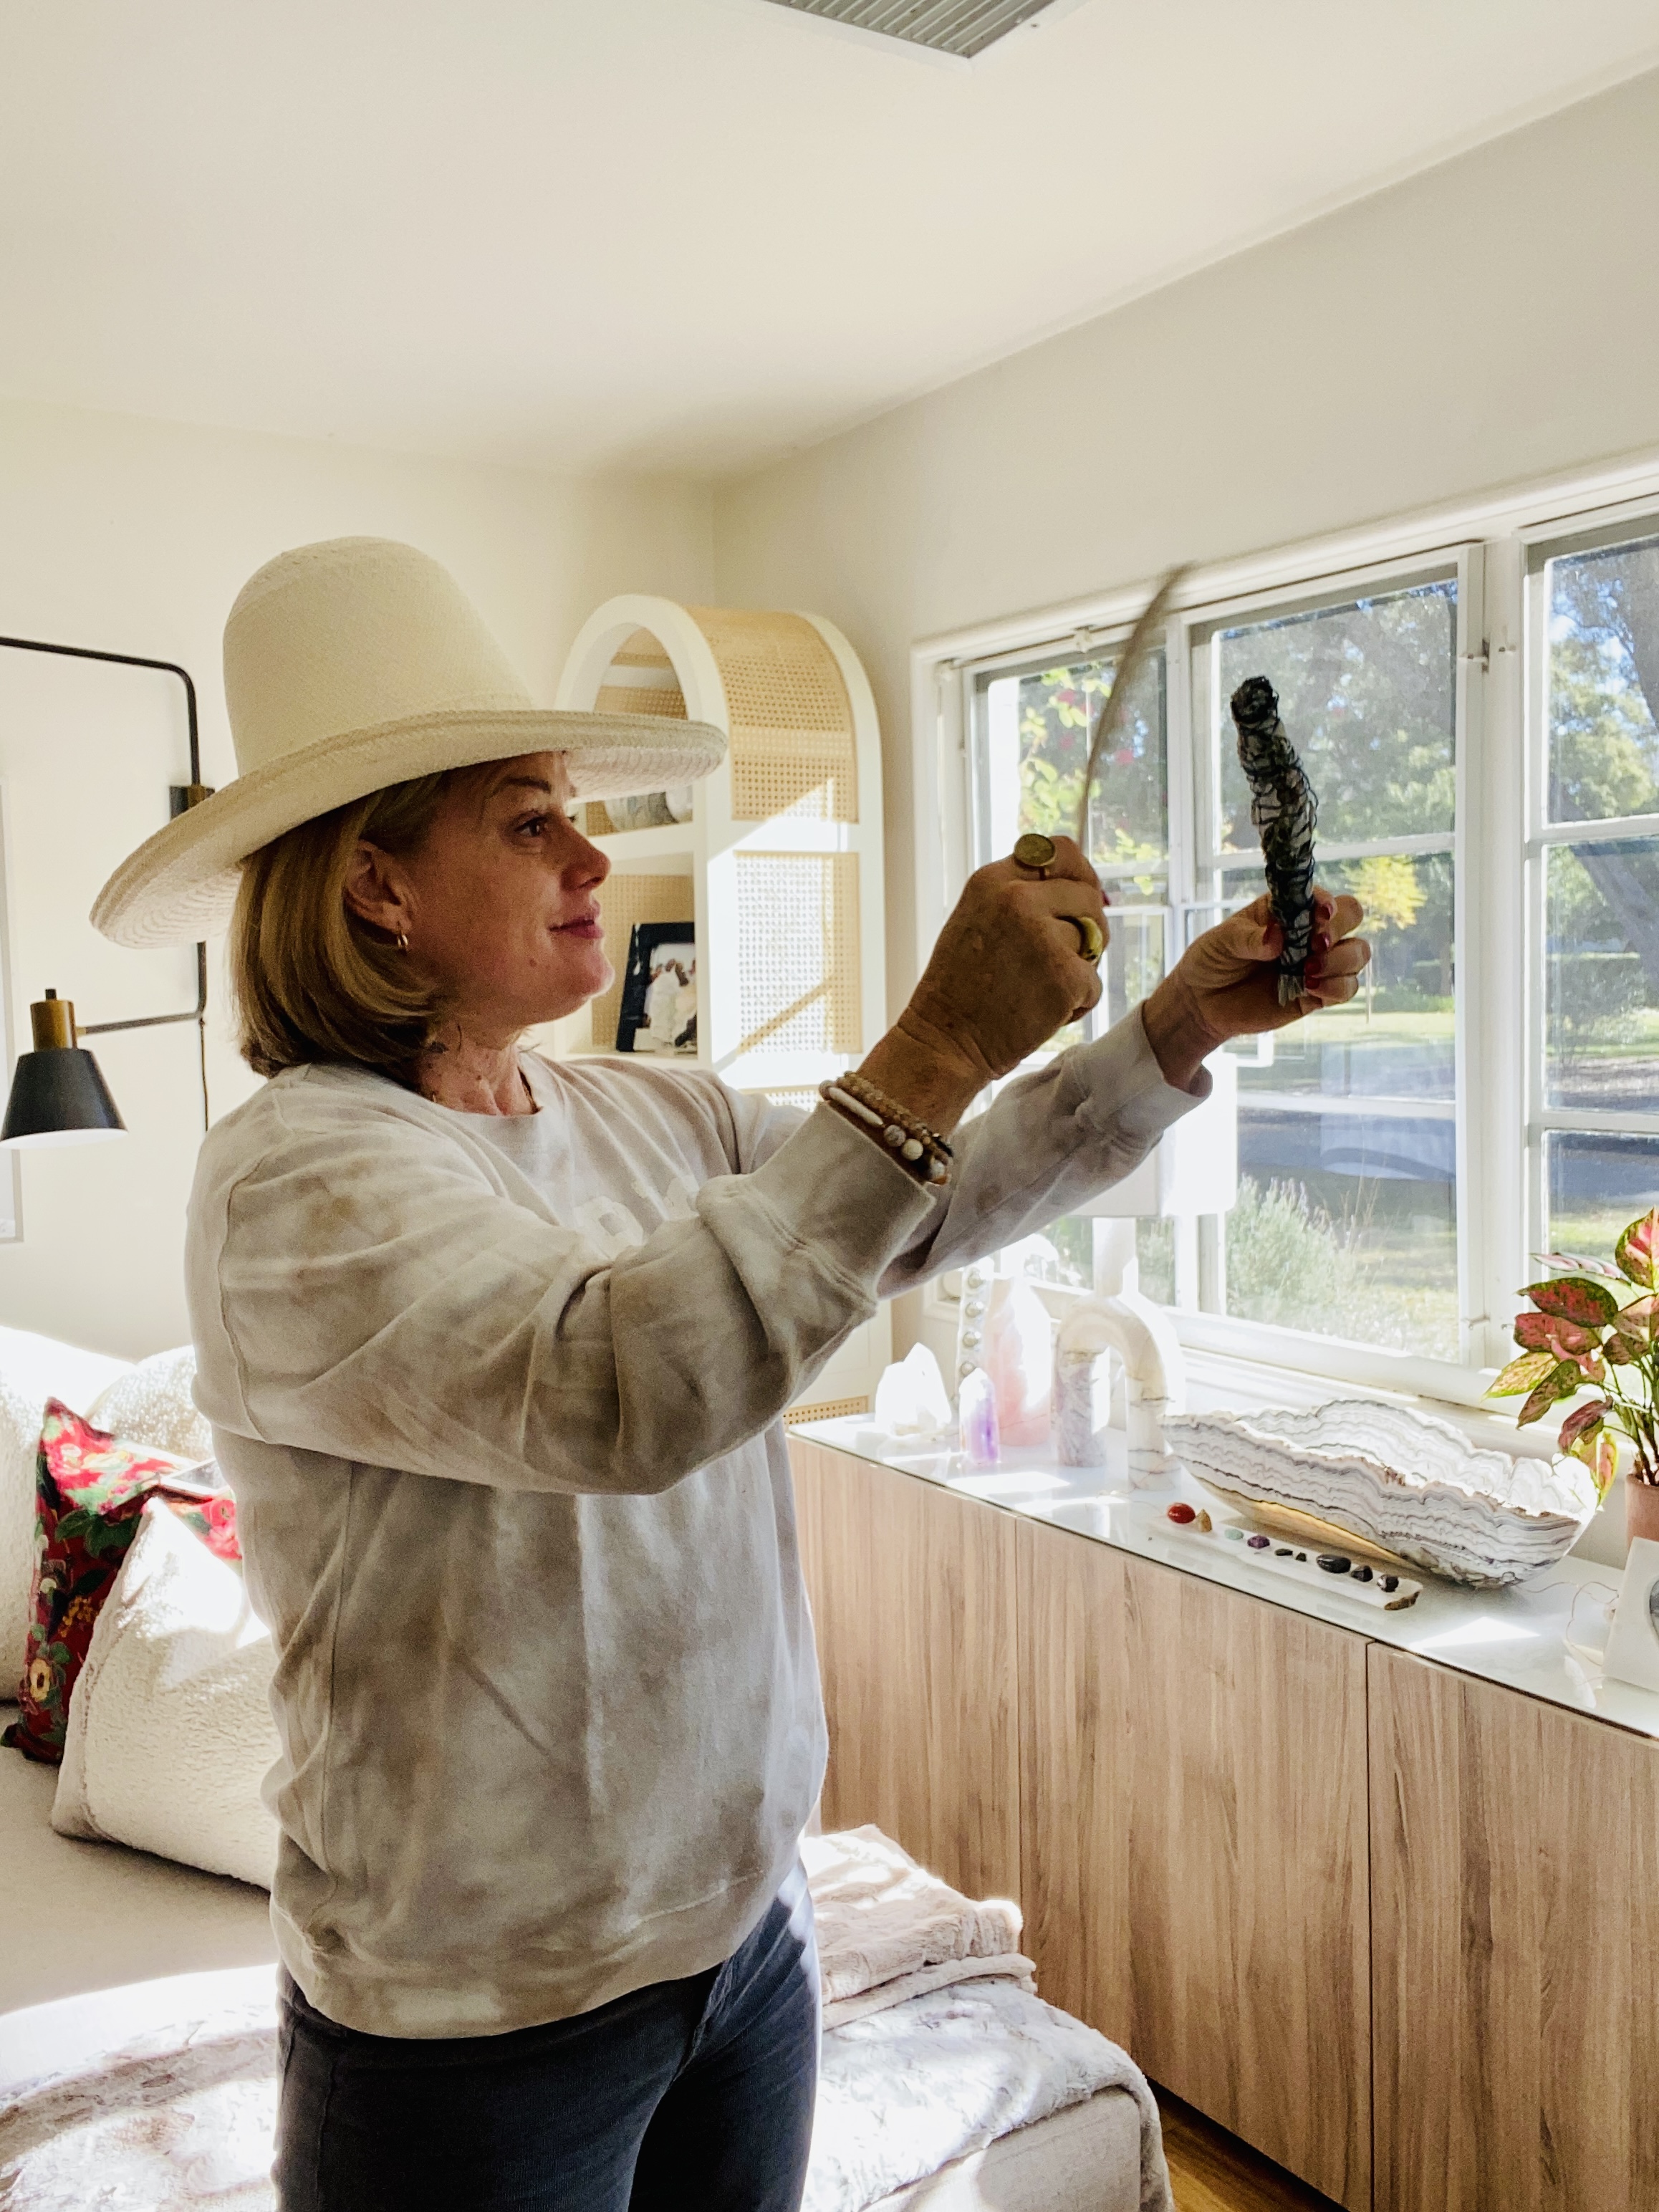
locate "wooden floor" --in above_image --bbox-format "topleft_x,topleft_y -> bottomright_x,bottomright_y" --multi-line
1156,2087 -> 1345,2212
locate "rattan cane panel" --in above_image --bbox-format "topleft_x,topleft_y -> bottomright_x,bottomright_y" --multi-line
690,608 -> 858,823
595,682 -> 689,720
785,1396 -> 870,1426
751,1087 -> 820,1113
582,801 -> 620,838
613,629 -> 674,668
736,852 -> 861,1056
589,874 -> 696,1052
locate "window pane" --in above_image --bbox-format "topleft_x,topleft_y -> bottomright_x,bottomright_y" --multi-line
981,649 -> 1166,882
1097,907 -> 1167,1032
1216,580 -> 1456,851
1218,851 -> 1458,1360
1546,1131 -> 1659,1260
1545,837 -> 1659,1110
1546,532 -> 1659,825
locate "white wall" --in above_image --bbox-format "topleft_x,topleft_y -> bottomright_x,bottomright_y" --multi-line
0,394 -> 711,1357
712,65 -> 1659,1011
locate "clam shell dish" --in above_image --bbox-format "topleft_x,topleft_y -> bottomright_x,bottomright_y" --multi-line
1163,1400 -> 1597,1589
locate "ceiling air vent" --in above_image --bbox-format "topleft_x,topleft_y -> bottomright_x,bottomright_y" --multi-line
760,0 -> 1068,61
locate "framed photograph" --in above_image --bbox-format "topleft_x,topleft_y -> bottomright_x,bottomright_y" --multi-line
615,921 -> 697,1054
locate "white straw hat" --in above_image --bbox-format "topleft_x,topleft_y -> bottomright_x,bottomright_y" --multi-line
92,537 -> 726,948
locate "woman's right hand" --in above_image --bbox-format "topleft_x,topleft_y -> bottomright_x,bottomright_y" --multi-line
857,838 -> 1108,1135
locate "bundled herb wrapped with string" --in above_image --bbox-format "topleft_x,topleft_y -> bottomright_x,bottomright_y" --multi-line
1229,676 -> 1318,1006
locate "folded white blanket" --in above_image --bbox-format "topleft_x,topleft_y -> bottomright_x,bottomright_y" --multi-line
53,1501 -> 279,1889
0,1968 -> 1173,2212
803,1824 -> 1032,2022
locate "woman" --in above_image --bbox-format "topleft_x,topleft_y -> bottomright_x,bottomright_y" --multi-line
94,539 -> 1367,2212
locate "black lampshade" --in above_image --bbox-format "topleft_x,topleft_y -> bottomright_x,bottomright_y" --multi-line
0,992 -> 127,1148
1,1047 -> 126,1148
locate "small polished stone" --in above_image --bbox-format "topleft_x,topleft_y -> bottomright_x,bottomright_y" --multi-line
1166,1503 -> 1197,1525
1295,1552 -> 1307,1562
1352,1564 -> 1375,1582
1223,1526 -> 1245,1542
1275,1547 -> 1293,1557
1379,1574 -> 1400,1592
1316,1554 -> 1352,1574
1246,1534 -> 1271,1549
1193,1509 -> 1213,1533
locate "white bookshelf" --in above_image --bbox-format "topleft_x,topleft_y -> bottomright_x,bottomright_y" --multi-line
545,593 -> 890,1418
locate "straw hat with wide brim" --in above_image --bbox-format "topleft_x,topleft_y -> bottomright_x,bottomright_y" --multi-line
92,537 -> 726,950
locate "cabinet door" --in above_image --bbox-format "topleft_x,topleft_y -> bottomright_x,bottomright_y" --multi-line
789,1438 -> 1020,1903
1370,1647 -> 1659,2212
1019,1517 -> 1372,2212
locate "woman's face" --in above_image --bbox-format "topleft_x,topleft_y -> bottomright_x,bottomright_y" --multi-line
354,752 -> 614,1037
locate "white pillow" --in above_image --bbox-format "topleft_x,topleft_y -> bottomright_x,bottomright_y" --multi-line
88,1345 -> 214,1467
53,1499 -> 280,1890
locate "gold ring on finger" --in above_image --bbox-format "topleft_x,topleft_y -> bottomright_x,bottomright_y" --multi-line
1067,914 -> 1106,963
1012,831 -> 1057,878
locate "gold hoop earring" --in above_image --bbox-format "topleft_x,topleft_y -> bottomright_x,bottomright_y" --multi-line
396,931 -> 409,954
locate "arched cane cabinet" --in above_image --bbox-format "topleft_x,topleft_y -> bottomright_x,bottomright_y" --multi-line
551,596 -> 889,1418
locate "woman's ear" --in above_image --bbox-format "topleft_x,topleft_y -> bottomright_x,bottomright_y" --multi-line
343,841 -> 413,939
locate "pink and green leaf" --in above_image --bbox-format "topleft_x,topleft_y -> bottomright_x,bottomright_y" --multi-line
1517,1362 -> 1583,1426
1489,1350 -> 1558,1398
1558,1399 -> 1610,1453
1570,1428 -> 1620,1499
1615,1208 -> 1659,1290
1513,1312 -> 1600,1357
1519,1277 -> 1621,1327
1534,1249 -> 1626,1281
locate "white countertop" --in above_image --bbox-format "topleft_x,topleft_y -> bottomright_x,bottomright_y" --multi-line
796,1417 -> 1659,1746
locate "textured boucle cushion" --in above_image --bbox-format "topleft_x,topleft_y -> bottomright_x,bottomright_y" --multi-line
53,1497 -> 278,1889
0,1329 -> 133,1700
1,1404 -> 203,1764
0,1372 -> 49,1696
88,1346 -> 214,1466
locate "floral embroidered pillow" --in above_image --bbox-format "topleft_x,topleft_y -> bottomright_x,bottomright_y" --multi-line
1,1400 -> 235,1764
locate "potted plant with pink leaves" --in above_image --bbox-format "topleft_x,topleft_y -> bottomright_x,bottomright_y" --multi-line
1488,1206 -> 1659,1544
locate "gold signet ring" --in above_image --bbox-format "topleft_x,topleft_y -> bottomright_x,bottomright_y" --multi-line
1067,914 -> 1107,963
1013,832 -> 1057,875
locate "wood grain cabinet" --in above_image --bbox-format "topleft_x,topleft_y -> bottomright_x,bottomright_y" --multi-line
1019,1518 -> 1372,2211
1370,1648 -> 1659,2212
792,1438 -> 1020,1903
792,1436 -> 1659,2211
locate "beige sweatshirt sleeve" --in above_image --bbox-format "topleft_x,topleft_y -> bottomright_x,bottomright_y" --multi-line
192,1085 -> 936,1498
728,1005 -> 1205,1295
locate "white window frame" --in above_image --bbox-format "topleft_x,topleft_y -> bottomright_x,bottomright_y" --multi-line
910,450 -> 1659,1414
1520,499 -> 1659,1296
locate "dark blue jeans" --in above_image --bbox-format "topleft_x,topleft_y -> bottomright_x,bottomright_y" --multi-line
273,1872 -> 819,2211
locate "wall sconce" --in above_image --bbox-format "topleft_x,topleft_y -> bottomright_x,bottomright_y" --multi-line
0,632 -> 211,1150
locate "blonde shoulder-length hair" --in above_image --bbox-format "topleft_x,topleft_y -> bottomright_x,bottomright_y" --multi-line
231,771 -> 459,1080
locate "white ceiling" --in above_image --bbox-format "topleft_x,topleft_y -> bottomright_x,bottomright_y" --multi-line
2,0 -> 1656,479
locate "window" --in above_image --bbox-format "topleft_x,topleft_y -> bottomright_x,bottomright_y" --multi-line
1529,523 -> 1659,1270
1193,576 -> 1462,1360
953,487 -> 1659,1394
970,642 -> 1175,1302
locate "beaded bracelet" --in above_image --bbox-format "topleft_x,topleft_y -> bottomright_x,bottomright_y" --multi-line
818,1074 -> 953,1187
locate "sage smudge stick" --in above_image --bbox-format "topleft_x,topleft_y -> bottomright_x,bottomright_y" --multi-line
1230,675 -> 1318,1005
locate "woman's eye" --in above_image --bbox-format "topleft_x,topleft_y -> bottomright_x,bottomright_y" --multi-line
516,813 -> 551,838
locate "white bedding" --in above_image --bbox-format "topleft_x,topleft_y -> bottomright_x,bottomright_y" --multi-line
0,1967 -> 1170,2212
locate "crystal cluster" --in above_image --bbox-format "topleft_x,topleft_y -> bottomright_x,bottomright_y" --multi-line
1165,1400 -> 1596,1588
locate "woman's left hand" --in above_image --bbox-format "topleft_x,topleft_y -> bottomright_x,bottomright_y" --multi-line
1142,888 -> 1370,1092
